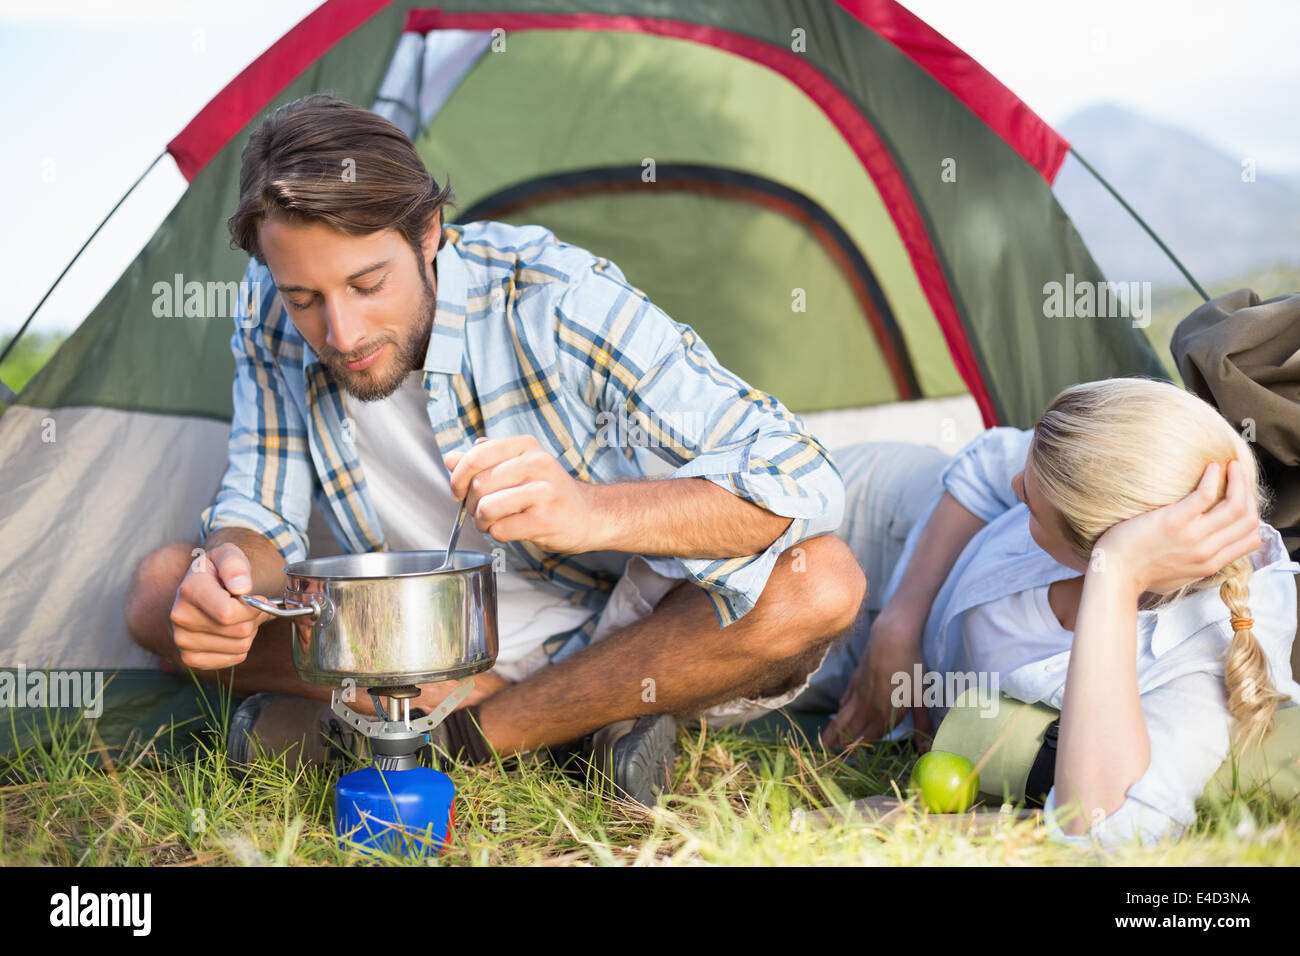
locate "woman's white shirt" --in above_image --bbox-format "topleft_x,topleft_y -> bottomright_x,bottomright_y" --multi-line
958,583 -> 1074,677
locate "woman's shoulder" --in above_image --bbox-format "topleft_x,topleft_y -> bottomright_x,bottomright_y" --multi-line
1238,521 -> 1299,632
1252,522 -> 1299,576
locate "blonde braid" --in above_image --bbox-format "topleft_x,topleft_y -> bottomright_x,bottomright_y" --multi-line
1218,556 -> 1287,751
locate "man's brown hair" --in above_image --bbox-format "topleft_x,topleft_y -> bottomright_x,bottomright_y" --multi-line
227,92 -> 455,265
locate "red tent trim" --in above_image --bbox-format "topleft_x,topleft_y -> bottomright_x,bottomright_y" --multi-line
834,0 -> 1069,184
167,0 -> 396,182
405,8 -> 998,426
165,2 -> 1002,425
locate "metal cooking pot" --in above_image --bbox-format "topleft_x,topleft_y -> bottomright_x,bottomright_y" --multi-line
241,550 -> 497,688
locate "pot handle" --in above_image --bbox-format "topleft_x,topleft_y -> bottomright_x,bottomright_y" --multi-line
241,594 -> 324,621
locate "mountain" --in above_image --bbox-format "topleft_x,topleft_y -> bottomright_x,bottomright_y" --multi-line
1052,103 -> 1300,286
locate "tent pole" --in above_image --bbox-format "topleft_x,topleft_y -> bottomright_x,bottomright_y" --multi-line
1067,147 -> 1210,302
0,150 -> 168,372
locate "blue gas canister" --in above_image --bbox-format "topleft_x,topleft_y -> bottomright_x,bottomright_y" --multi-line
335,765 -> 456,856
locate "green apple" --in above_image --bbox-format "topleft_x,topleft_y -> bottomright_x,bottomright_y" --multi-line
909,751 -> 979,813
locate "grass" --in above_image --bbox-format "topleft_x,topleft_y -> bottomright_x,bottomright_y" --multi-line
2,688 -> 1297,866
0,330 -> 64,410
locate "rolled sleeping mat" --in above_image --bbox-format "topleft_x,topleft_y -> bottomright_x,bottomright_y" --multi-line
932,686 -> 1300,805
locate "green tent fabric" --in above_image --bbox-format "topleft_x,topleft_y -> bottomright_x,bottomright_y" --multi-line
0,0 -> 1169,744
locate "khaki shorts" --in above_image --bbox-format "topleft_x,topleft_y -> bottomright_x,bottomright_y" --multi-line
491,555 -> 829,731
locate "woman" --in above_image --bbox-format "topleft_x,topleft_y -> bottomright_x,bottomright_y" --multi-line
794,377 -> 1300,848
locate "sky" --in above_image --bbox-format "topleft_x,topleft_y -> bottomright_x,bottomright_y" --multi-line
3,0 -> 1298,338
902,0 -> 1300,168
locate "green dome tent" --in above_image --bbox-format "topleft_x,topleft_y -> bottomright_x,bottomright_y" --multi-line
0,0 -> 1168,704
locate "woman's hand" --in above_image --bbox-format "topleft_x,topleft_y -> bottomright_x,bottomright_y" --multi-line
1092,459 -> 1262,594
823,600 -> 934,752
818,490 -> 988,754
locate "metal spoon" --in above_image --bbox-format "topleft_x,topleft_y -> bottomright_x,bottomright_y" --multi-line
437,499 -> 468,571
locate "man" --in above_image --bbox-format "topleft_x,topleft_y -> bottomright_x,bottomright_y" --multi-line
124,93 -> 866,804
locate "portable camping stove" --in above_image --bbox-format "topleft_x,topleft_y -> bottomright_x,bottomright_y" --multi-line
329,677 -> 476,857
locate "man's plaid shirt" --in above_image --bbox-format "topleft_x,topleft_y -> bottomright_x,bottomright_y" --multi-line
199,220 -> 846,628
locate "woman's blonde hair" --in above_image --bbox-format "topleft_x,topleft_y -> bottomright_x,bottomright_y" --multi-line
1026,376 -> 1285,751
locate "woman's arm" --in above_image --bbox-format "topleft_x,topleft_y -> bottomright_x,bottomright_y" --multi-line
1044,671 -> 1234,847
824,490 -> 987,748
883,490 -> 990,623
1054,561 -> 1150,833
826,428 -> 1034,749
1054,459 -> 1263,835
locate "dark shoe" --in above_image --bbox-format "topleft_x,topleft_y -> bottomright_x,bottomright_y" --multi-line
227,692 -> 369,770
552,714 -> 677,808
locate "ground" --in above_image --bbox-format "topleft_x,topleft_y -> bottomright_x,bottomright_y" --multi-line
1,690 -> 1296,866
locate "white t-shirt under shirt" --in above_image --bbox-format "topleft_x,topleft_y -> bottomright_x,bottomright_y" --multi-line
957,582 -> 1074,676
342,371 -> 598,670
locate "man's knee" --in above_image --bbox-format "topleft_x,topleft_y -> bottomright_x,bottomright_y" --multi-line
749,639 -> 833,701
124,542 -> 195,654
758,534 -> 867,657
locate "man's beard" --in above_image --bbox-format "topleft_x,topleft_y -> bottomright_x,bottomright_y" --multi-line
323,270 -> 436,402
